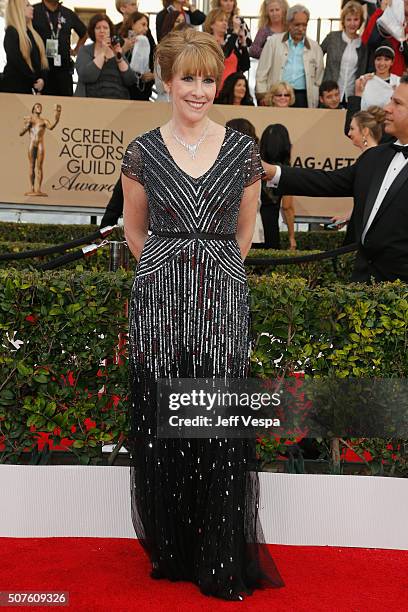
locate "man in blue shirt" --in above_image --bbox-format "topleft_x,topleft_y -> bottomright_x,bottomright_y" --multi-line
256,4 -> 324,108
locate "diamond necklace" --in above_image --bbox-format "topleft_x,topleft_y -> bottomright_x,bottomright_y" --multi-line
171,121 -> 210,160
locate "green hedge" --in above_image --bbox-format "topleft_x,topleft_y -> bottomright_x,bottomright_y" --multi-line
0,241 -> 355,286
0,222 -> 345,251
0,269 -> 407,474
0,222 -> 121,244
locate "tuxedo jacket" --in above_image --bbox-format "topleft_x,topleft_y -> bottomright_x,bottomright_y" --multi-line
278,143 -> 408,283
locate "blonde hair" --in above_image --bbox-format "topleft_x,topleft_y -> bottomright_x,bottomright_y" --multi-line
155,28 -> 225,87
203,8 -> 227,34
210,0 -> 238,14
210,0 -> 238,28
340,1 -> 364,30
263,81 -> 295,106
353,106 -> 386,144
258,0 -> 289,30
6,0 -> 48,71
115,0 -> 135,13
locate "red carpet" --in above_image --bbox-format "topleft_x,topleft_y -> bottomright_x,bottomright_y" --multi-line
1,538 -> 407,611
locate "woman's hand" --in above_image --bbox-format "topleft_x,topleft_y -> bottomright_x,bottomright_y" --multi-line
122,36 -> 136,54
355,73 -> 374,96
238,26 -> 247,46
289,237 -> 297,250
111,41 -> 123,56
232,15 -> 241,35
183,1 -> 198,11
142,71 -> 155,82
101,38 -> 114,59
33,78 -> 44,92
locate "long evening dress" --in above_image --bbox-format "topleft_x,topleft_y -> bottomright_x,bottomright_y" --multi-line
122,126 -> 285,600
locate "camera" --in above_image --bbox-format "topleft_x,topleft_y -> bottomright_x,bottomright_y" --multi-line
239,17 -> 248,37
111,34 -> 124,47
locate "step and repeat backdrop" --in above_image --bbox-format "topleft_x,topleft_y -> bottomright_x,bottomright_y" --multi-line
1,93 -> 357,217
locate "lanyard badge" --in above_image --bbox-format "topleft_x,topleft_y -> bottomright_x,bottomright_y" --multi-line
44,4 -> 65,64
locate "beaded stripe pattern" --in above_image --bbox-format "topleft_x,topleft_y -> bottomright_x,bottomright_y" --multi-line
121,127 -> 284,599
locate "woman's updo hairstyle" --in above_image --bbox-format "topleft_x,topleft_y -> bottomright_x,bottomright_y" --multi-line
353,105 -> 386,144
155,28 -> 225,88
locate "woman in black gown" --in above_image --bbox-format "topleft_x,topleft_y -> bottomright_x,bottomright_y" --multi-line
122,28 -> 284,601
2,0 -> 48,94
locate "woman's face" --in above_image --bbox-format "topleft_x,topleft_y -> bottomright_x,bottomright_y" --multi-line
344,13 -> 361,37
348,117 -> 364,149
219,0 -> 235,16
233,78 -> 246,102
174,13 -> 186,28
24,0 -> 33,22
375,55 -> 393,78
268,1 -> 283,25
121,1 -> 138,17
211,15 -> 228,36
272,87 -> 291,107
166,72 -> 217,124
94,20 -> 111,44
132,16 -> 148,35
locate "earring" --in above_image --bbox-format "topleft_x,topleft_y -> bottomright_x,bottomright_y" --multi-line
363,137 -> 368,147
167,91 -> 172,103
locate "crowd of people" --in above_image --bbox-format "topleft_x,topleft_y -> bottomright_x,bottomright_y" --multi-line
1,0 -> 407,246
2,1 -> 407,105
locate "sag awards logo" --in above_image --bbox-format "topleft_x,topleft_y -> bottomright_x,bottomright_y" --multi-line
19,103 -> 123,196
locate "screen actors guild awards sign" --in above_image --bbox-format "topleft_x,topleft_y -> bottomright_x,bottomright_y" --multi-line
4,93 -> 356,215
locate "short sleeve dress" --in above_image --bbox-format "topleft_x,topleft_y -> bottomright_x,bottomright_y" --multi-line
122,126 -> 284,600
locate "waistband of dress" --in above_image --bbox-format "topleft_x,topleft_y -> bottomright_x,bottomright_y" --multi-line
152,231 -> 236,241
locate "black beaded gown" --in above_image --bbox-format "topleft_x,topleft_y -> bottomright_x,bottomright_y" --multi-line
122,126 -> 284,600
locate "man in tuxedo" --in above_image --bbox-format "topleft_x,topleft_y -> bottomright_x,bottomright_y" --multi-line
268,75 -> 408,283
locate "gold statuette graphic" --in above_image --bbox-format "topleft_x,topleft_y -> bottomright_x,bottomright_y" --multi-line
19,103 -> 61,196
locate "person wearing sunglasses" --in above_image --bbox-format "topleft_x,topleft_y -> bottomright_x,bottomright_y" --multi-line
256,3 -> 324,108
260,81 -> 295,107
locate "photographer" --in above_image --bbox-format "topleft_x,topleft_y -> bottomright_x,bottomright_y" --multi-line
74,13 -> 138,99
204,9 -> 250,92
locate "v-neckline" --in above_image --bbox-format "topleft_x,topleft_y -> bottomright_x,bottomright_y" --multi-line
157,126 -> 228,182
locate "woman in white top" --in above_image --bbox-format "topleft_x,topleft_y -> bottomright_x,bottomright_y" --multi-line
320,1 -> 367,106
120,12 -> 156,101
360,45 -> 400,110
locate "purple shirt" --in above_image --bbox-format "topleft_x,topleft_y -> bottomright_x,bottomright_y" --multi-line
249,26 -> 275,59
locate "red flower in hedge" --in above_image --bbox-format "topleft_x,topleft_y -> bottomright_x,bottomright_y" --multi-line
25,314 -> 38,324
84,418 -> 96,431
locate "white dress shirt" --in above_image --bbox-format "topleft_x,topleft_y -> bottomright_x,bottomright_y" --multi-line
267,142 -> 408,245
361,142 -> 408,243
338,32 -> 361,102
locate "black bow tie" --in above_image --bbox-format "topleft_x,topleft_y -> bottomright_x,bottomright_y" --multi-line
390,143 -> 408,158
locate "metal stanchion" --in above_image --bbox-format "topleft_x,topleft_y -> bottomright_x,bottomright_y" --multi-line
109,241 -> 129,271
